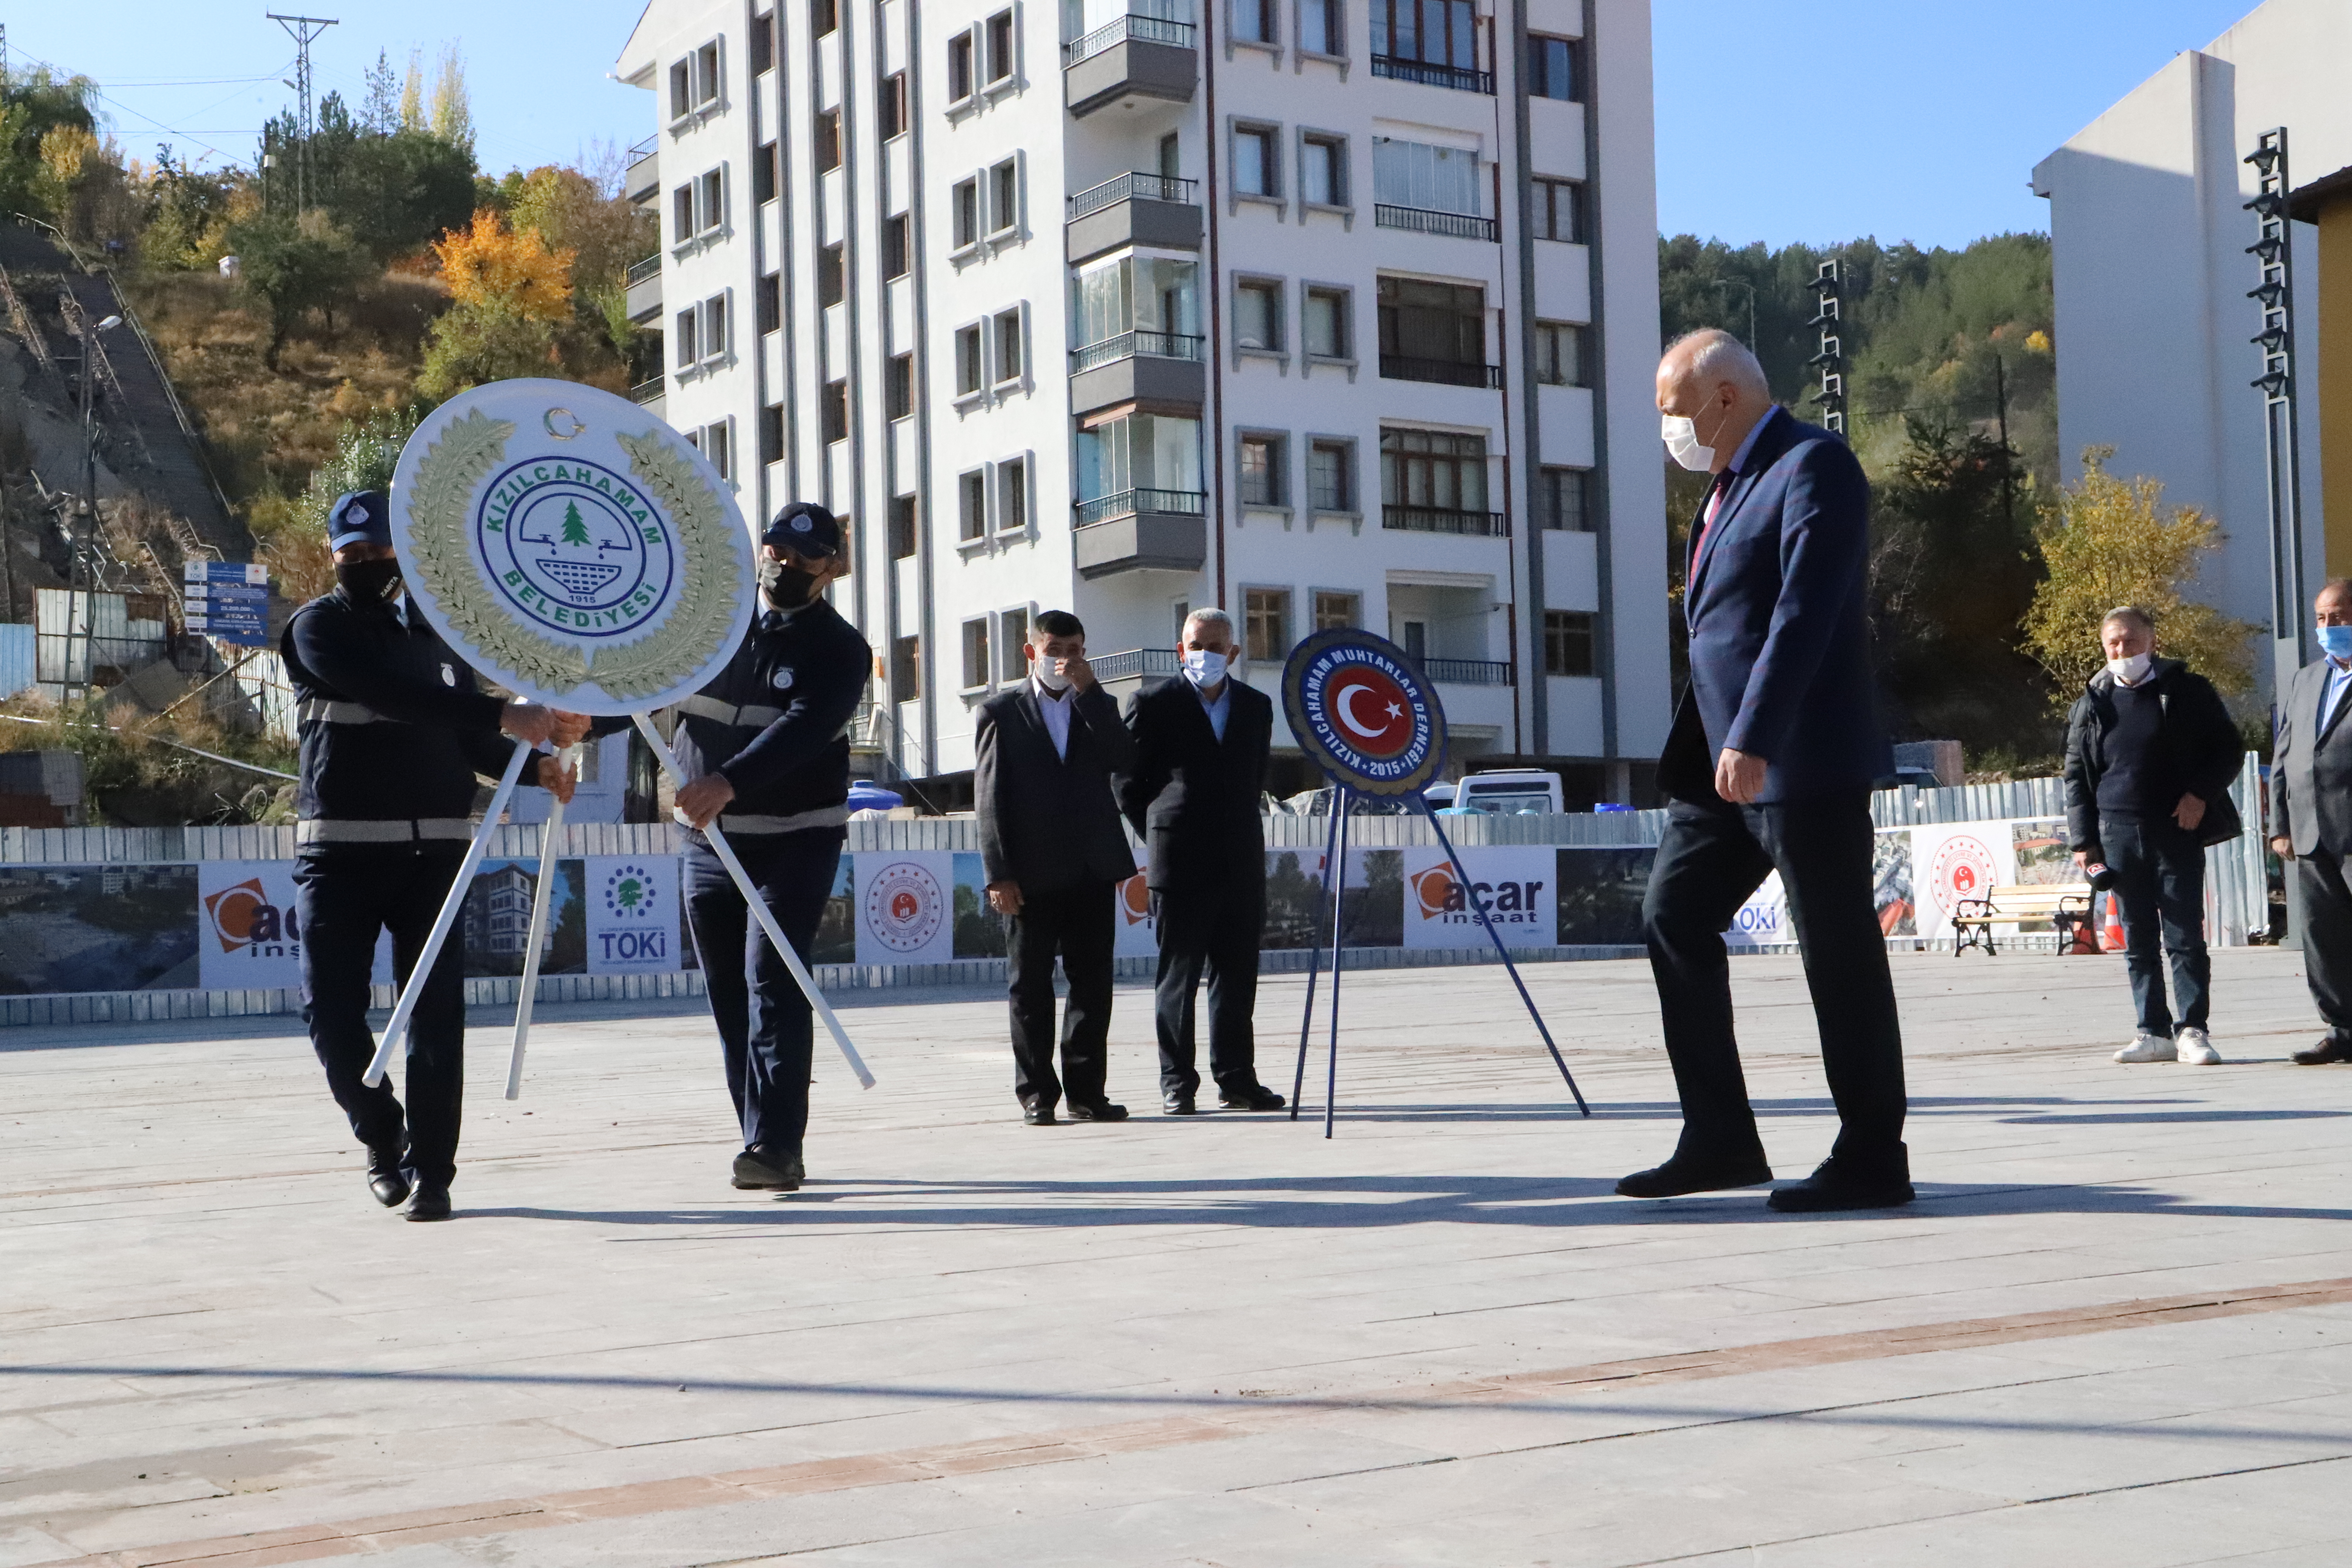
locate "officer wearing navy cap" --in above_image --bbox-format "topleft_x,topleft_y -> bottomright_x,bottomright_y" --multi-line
670,501 -> 871,1193
284,491 -> 589,1221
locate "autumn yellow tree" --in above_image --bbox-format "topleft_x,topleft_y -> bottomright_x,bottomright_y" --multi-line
2021,447 -> 2258,707
432,208 -> 574,321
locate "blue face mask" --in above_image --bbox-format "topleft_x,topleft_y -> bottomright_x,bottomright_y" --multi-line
2321,625 -> 2352,661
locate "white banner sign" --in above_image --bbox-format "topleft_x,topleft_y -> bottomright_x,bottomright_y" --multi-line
1400,845 -> 1555,950
584,854 -> 680,973
198,861 -> 391,990
1113,870 -> 1158,959
854,851 -> 956,966
1913,821 -> 2018,938
1723,871 -> 1788,949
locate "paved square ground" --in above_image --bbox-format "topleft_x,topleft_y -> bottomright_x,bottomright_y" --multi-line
7,946 -> 2352,1566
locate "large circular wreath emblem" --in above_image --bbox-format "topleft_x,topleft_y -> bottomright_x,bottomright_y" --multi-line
1281,628 -> 1448,797
862,861 -> 946,954
389,379 -> 755,715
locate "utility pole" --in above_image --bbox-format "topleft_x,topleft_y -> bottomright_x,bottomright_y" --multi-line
268,13 -> 338,211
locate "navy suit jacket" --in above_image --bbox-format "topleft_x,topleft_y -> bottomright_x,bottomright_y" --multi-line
1659,406 -> 1891,805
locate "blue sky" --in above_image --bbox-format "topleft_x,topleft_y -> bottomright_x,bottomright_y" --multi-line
14,1 -> 2268,250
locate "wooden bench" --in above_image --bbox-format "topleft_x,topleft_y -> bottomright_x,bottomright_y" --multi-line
1952,883 -> 2096,957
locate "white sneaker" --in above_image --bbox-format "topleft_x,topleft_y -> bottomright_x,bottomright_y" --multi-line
2114,1034 -> 2176,1063
2174,1027 -> 2222,1065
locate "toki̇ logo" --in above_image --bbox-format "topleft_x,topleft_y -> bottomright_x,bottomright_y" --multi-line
597,862 -> 668,964
1409,864 -> 1546,926
203,878 -> 299,956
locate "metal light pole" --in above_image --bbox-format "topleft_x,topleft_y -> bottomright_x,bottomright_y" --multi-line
2246,127 -> 2308,691
71,312 -> 123,704
1807,259 -> 1848,438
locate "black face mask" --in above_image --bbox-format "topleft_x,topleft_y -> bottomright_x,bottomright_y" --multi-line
336,557 -> 403,605
760,557 -> 820,608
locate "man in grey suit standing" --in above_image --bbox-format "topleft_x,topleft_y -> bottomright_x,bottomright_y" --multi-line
2269,579 -> 2352,1064
977,610 -> 1139,1123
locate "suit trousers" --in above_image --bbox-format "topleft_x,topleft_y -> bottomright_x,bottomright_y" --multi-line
2298,847 -> 2352,1040
683,827 -> 845,1156
2099,815 -> 2210,1036
1642,793 -> 1908,1175
1152,876 -> 1265,1098
295,844 -> 468,1187
1005,880 -> 1118,1109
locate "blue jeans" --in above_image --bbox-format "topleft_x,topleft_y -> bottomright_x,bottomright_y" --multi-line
2098,815 -> 2209,1036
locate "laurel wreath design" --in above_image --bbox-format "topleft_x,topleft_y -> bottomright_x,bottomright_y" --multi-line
589,429 -> 745,703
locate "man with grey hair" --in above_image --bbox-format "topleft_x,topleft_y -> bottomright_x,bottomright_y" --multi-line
2064,605 -> 2242,1065
2269,578 -> 2352,1063
1118,608 -> 1285,1114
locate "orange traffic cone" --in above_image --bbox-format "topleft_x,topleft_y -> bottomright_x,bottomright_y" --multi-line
2102,892 -> 2126,953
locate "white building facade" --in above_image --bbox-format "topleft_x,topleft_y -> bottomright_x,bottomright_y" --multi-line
617,0 -> 1667,799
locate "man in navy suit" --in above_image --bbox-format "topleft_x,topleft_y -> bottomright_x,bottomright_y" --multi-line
1620,329 -> 1911,1213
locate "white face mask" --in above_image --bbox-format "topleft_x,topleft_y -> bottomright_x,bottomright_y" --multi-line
1661,402 -> 1728,473
1182,648 -> 1229,688
2106,651 -> 2154,686
1033,658 -> 1071,693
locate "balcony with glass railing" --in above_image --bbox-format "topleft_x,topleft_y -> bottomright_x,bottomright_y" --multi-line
625,253 -> 663,326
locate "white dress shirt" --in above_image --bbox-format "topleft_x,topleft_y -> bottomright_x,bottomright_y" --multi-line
1034,675 -> 1074,760
1196,678 -> 1232,743
2324,658 -> 2352,734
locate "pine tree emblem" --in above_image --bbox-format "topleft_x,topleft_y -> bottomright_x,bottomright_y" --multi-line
560,500 -> 591,547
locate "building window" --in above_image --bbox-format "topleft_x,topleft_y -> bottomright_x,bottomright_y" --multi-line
822,379 -> 848,443
997,609 -> 1029,681
1244,588 -> 1292,664
952,178 -> 981,248
669,61 -> 692,120
961,618 -> 991,691
674,306 -> 698,367
990,158 -> 1020,233
1158,131 -> 1182,179
702,420 -> 731,478
700,294 -> 727,361
889,493 -> 918,559
1313,589 -> 1361,631
815,109 -> 842,174
1533,177 -> 1585,242
672,185 -> 694,243
1528,33 -> 1579,101
948,32 -> 975,101
756,271 -> 779,334
1533,321 -> 1588,386
1303,286 -> 1350,358
1308,439 -> 1352,510
986,9 -> 1015,81
1537,466 -> 1591,531
886,352 -> 914,420
880,72 -> 908,139
1377,276 -> 1486,378
882,214 -> 910,279
697,168 -> 725,233
1238,434 -> 1285,506
751,11 -> 775,74
1372,136 -> 1480,216
955,324 -> 984,396
994,308 -> 1024,383
1370,0 -> 1480,75
1300,133 -> 1346,207
753,140 -> 778,204
670,41 -> 723,120
891,634 -> 922,700
1233,125 -> 1277,198
817,242 -> 845,308
1301,0 -> 1341,55
760,403 -> 783,465
813,0 -> 838,37
959,469 -> 987,541
1544,611 -> 1595,676
1234,279 -> 1282,352
1381,427 -> 1488,514
999,459 -> 1029,531
1233,0 -> 1276,44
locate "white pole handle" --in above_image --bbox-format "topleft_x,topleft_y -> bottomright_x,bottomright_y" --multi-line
362,741 -> 535,1087
631,713 -> 874,1089
503,746 -> 572,1100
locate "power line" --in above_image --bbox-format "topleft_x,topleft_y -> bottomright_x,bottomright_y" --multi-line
267,13 -> 339,209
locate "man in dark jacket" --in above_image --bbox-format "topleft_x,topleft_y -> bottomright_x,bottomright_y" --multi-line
2268,579 -> 2352,1063
285,490 -> 585,1221
1118,608 -> 1285,1115
976,609 -> 1138,1124
670,502 -> 871,1192
2064,605 -> 2244,1066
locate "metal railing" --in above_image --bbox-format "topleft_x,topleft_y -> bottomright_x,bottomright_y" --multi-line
628,377 -> 665,405
1068,170 -> 1199,219
1089,647 -> 1181,682
1064,13 -> 1197,63
1369,54 -> 1494,93
1070,329 -> 1206,373
1379,353 -> 1504,389
626,254 -> 662,285
1421,658 -> 1512,685
1382,504 -> 1508,537
1374,204 -> 1498,242
1074,488 -> 1207,527
628,134 -> 658,162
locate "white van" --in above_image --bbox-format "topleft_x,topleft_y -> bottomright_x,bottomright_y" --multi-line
1427,769 -> 1563,816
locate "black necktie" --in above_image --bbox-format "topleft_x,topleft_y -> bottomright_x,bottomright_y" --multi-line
1694,469 -> 1734,564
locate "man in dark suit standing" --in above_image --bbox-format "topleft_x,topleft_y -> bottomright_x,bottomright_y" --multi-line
1119,608 -> 1286,1115
976,610 -> 1138,1124
1624,329 -> 1910,1212
2270,579 -> 2352,1064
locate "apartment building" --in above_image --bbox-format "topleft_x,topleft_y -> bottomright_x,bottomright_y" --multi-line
615,0 -> 1667,803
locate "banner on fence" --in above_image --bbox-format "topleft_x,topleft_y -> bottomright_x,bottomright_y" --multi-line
854,851 -> 956,966
1401,845 -> 1556,951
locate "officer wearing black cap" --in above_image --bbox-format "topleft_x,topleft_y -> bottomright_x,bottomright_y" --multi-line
284,490 -> 589,1221
670,501 -> 871,1193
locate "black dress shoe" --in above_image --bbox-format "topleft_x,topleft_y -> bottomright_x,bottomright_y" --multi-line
1766,1158 -> 1915,1213
1614,1155 -> 1773,1199
1067,1098 -> 1129,1122
404,1184 -> 452,1222
368,1169 -> 413,1208
1162,1093 -> 1198,1115
1023,1100 -> 1058,1125
1218,1083 -> 1287,1111
732,1146 -> 804,1190
2292,1036 -> 2352,1065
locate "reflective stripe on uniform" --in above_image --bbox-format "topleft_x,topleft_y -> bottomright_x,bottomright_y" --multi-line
297,817 -> 475,844
675,693 -> 787,728
298,698 -> 385,724
709,805 -> 852,835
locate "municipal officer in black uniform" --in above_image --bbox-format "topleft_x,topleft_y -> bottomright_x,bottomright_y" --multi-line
285,491 -> 587,1221
671,501 -> 871,1193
